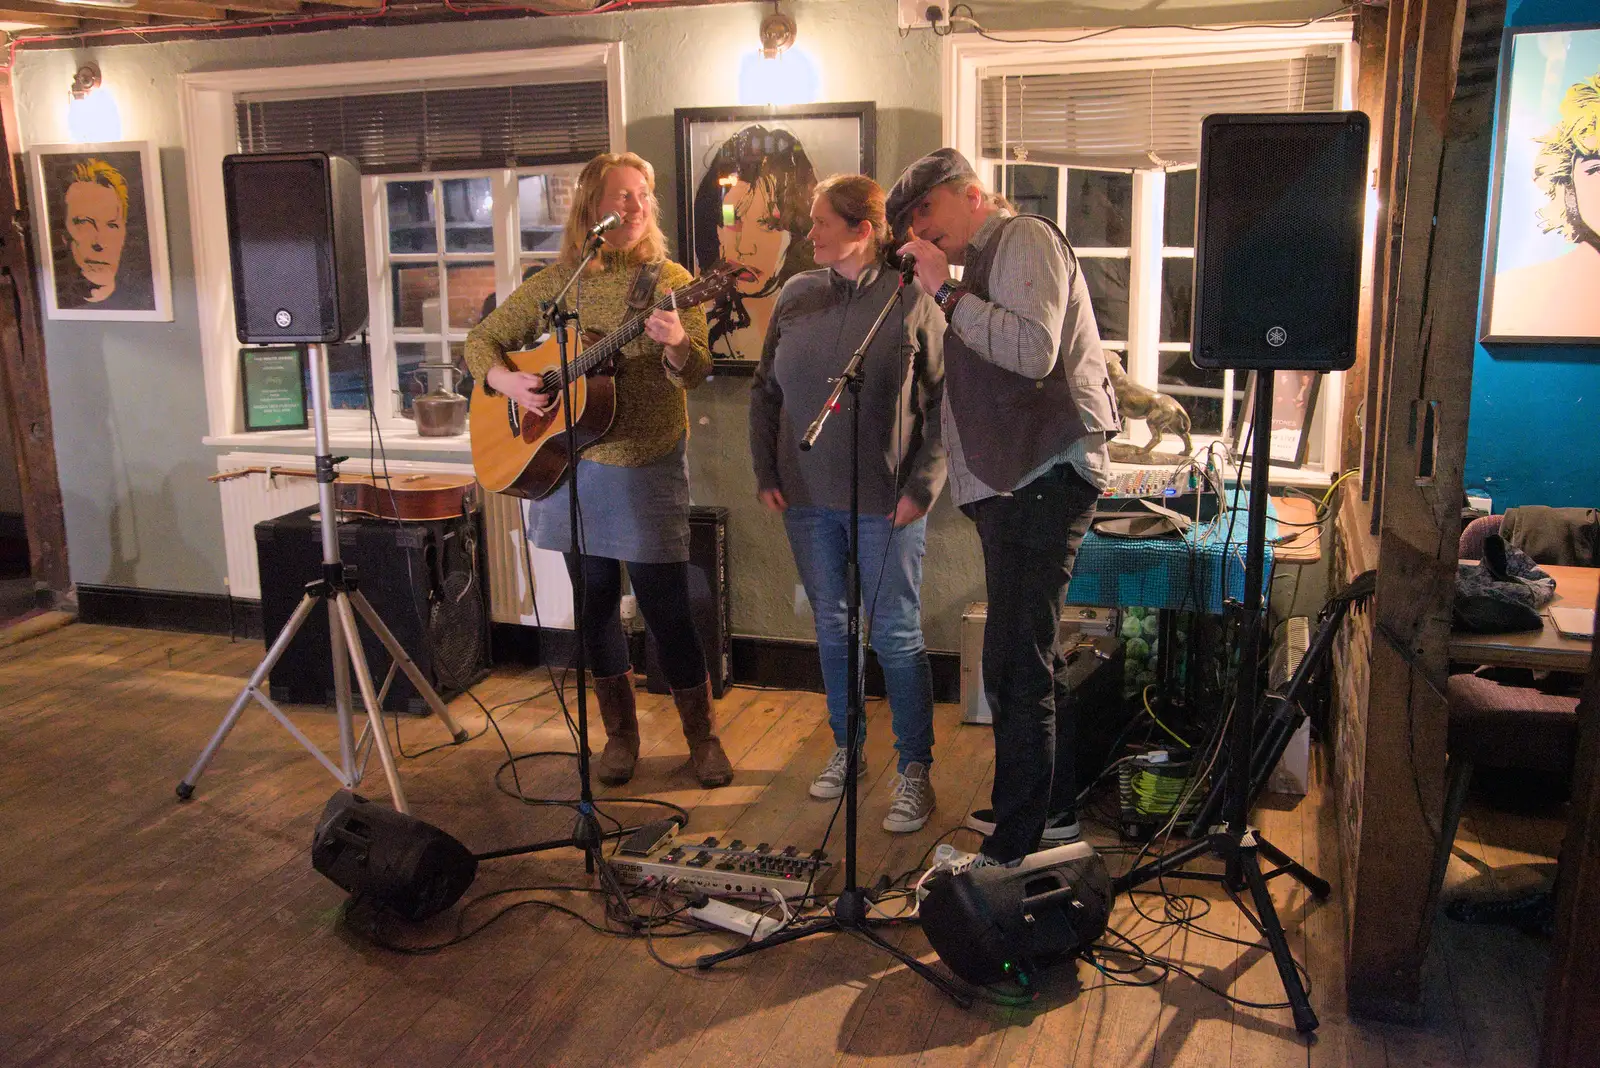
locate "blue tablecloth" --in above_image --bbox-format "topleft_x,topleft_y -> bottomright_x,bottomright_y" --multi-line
1065,501 -> 1277,615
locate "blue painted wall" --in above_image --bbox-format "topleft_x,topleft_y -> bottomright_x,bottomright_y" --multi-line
1466,0 -> 1600,511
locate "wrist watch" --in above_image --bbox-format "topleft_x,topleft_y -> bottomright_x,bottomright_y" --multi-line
933,280 -> 966,315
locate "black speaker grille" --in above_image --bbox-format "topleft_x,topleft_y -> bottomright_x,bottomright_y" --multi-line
228,158 -> 337,341
430,566 -> 487,693
1192,115 -> 1368,371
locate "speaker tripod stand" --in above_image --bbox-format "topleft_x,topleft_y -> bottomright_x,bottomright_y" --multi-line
178,343 -> 469,813
1112,370 -> 1328,1033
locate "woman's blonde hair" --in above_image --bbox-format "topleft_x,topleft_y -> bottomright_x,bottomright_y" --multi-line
559,151 -> 669,271
813,173 -> 889,252
1532,74 -> 1600,242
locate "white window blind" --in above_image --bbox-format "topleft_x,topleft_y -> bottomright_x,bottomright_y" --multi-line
236,80 -> 610,173
980,53 -> 1339,169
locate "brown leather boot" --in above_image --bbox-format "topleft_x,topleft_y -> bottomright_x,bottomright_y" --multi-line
592,671 -> 640,786
672,678 -> 733,788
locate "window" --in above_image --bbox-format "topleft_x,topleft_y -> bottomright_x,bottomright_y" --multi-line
950,26 -> 1354,472
183,45 -> 623,449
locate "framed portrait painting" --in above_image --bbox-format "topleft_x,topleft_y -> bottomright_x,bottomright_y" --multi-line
674,102 -> 876,371
1235,370 -> 1321,469
1480,23 -> 1600,344
29,141 -> 173,322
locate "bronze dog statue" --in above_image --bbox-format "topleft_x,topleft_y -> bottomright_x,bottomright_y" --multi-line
1106,351 -> 1193,458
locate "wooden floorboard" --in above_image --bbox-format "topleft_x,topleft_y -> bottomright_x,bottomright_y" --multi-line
0,623 -> 1553,1067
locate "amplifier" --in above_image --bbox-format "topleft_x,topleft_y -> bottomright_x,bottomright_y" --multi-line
643,505 -> 732,697
255,505 -> 489,713
609,834 -> 831,901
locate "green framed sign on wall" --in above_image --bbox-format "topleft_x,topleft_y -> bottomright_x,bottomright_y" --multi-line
240,346 -> 309,431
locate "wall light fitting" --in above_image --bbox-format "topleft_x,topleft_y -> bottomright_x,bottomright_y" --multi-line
759,2 -> 796,59
69,63 -> 102,101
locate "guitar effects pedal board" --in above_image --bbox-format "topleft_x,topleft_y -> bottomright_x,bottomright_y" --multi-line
610,834 -> 832,901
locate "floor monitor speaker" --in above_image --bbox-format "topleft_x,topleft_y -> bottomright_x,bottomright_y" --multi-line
312,790 -> 477,921
223,152 -> 368,344
1192,112 -> 1370,372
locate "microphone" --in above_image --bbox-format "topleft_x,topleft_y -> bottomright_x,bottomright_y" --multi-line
587,212 -> 622,240
898,252 -> 916,284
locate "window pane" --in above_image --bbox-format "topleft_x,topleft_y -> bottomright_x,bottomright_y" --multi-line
387,181 -> 437,254
1079,257 -> 1129,341
999,164 -> 1059,224
395,340 -> 440,413
1158,349 -> 1223,392
392,264 -> 441,331
442,177 -> 494,253
448,341 -> 475,402
314,341 -> 372,410
1065,169 -> 1132,247
1164,169 -> 1197,248
447,262 -> 497,329
519,173 -> 569,254
1160,257 -> 1193,344
1157,351 -> 1225,437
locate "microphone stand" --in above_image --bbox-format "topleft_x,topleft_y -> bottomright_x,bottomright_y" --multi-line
478,233 -> 638,924
695,263 -> 972,1007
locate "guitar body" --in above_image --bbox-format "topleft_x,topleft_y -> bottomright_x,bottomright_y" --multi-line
334,474 -> 478,521
469,331 -> 617,499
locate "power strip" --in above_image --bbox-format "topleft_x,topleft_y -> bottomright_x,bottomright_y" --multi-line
688,898 -> 784,940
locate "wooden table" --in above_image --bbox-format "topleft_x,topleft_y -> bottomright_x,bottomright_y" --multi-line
1449,564 -> 1596,673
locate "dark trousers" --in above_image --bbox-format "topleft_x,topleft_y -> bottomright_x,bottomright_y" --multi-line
563,553 -> 708,692
964,463 -> 1099,862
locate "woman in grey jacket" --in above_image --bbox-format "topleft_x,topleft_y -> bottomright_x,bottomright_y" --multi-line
749,174 -> 948,833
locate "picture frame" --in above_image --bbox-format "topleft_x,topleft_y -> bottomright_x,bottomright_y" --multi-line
1479,22 -> 1600,345
28,140 -> 173,322
674,102 -> 876,372
240,346 -> 309,432
1235,371 -> 1321,469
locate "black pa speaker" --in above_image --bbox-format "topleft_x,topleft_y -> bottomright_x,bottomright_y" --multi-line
1191,113 -> 1369,372
311,790 -> 477,921
255,506 -> 490,713
223,152 -> 368,344
644,505 -> 732,697
920,842 -> 1113,986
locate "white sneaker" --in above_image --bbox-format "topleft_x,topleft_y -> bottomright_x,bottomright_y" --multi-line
882,762 -> 935,833
809,746 -> 866,800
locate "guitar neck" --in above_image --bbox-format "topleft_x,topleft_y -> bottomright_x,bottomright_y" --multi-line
559,292 -> 676,384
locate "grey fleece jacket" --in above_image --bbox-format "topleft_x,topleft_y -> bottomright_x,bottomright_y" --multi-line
749,264 -> 947,515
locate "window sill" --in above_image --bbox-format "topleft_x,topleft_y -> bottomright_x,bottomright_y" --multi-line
203,426 -> 472,455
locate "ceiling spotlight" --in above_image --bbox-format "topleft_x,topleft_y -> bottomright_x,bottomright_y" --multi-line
759,2 -> 796,59
69,63 -> 102,101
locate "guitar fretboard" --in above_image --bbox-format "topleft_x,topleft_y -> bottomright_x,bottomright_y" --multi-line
537,271 -> 724,392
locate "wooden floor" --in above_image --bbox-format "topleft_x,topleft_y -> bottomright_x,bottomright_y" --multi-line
0,622 -> 1558,1067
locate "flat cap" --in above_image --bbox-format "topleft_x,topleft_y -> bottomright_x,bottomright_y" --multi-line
885,147 -> 978,235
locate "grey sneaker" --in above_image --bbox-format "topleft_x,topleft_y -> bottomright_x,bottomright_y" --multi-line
963,806 -> 1081,844
809,746 -> 866,800
882,762 -> 935,832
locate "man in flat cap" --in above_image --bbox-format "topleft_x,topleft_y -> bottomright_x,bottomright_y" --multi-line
888,148 -> 1119,867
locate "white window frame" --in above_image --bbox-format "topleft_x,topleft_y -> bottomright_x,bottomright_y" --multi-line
945,24 -> 1357,483
182,43 -> 625,453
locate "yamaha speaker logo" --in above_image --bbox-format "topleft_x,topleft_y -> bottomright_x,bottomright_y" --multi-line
274,309 -> 293,329
1266,326 -> 1288,347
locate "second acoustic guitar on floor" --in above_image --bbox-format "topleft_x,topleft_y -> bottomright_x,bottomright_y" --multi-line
467,261 -> 745,500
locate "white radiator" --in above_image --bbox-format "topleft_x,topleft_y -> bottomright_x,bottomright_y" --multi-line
215,451 -> 573,628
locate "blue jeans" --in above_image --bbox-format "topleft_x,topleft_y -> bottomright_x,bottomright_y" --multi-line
782,506 -> 935,772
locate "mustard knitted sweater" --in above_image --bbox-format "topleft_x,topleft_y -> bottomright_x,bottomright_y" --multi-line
464,251 -> 711,467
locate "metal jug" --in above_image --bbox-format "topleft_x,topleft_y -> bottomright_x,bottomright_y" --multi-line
412,362 -> 468,437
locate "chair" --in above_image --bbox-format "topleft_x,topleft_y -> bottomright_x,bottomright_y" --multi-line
1457,513 -> 1504,561
1425,672 -> 1580,918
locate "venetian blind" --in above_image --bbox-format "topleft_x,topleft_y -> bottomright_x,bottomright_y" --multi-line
979,53 -> 1339,169
235,79 -> 610,174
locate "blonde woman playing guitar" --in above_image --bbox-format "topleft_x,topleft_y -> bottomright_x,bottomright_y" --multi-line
463,151 -> 732,790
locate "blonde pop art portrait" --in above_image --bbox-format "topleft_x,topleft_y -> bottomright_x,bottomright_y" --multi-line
1482,25 -> 1600,344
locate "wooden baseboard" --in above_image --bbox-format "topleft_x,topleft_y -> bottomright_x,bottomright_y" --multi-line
73,588 -> 962,701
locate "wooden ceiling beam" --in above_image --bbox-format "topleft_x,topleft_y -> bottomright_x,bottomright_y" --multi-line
212,0 -> 305,13
0,7 -> 79,25
131,0 -> 231,17
0,0 -> 151,22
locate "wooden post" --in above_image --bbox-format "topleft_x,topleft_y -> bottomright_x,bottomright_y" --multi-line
1341,0 -> 1506,1017
1343,2 -> 1390,478
0,74 -> 70,598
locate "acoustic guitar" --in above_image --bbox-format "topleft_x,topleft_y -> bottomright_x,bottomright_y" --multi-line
469,262 -> 746,499
210,467 -> 476,522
